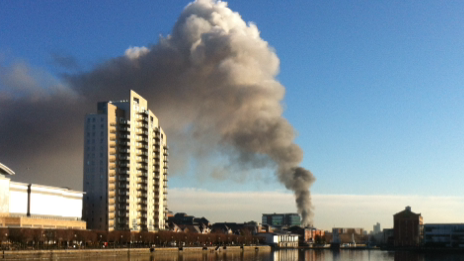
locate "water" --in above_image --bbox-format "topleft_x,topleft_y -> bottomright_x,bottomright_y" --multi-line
30,249 -> 464,261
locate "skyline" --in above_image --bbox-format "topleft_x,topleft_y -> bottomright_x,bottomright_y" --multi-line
1,0 -> 464,231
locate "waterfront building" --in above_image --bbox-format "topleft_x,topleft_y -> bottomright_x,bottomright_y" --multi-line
259,232 -> 299,248
83,90 -> 169,231
0,162 -> 85,229
424,223 -> 464,247
286,226 -> 325,245
393,206 -> 423,247
262,213 -> 301,227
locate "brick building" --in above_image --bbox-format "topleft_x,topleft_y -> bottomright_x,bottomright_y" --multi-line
394,206 -> 423,247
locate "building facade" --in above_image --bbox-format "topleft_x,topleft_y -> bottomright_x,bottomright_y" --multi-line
262,213 -> 301,227
259,232 -> 299,248
393,206 -> 423,247
0,163 -> 85,229
83,90 -> 169,231
424,223 -> 464,247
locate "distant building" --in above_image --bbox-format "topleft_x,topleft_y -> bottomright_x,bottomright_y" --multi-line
383,228 -> 394,246
286,226 -> 325,245
210,221 -> 266,235
393,206 -> 423,247
259,232 -> 299,248
168,213 -> 210,226
424,223 -> 464,248
331,227 -> 366,244
373,222 -> 381,234
262,213 -> 301,227
168,212 -> 211,233
83,90 -> 169,231
332,227 -> 364,235
0,162 -> 85,229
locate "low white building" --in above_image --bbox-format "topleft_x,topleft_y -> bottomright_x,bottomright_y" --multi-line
0,162 -> 86,229
259,232 -> 299,248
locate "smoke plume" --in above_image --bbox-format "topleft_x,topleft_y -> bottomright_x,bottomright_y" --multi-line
0,0 -> 316,225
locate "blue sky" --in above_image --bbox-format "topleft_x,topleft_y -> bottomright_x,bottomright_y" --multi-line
2,0 -> 464,229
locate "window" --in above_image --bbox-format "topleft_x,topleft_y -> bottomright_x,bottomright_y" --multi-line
134,97 -> 139,103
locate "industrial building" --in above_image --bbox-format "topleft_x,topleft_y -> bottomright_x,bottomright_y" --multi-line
83,90 -> 169,231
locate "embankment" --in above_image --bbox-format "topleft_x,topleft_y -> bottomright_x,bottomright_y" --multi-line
1,245 -> 271,260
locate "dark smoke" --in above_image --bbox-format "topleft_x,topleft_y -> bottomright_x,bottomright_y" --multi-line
0,0 -> 316,225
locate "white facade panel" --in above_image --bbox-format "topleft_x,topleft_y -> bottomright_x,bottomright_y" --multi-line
9,182 -> 28,215
29,185 -> 83,219
0,177 -> 11,214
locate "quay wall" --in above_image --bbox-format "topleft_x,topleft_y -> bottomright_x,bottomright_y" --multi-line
1,246 -> 271,259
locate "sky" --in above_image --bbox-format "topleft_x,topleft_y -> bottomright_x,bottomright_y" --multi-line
1,0 -> 464,231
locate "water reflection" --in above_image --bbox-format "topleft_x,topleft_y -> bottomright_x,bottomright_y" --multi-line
34,249 -> 464,261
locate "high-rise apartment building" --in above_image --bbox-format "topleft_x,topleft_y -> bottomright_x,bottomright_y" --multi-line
83,90 -> 169,231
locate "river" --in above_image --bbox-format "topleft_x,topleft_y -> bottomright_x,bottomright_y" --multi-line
41,249 -> 464,261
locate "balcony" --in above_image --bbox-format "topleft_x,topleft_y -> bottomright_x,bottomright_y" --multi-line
163,151 -> 169,156
119,155 -> 129,160
119,169 -> 129,175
